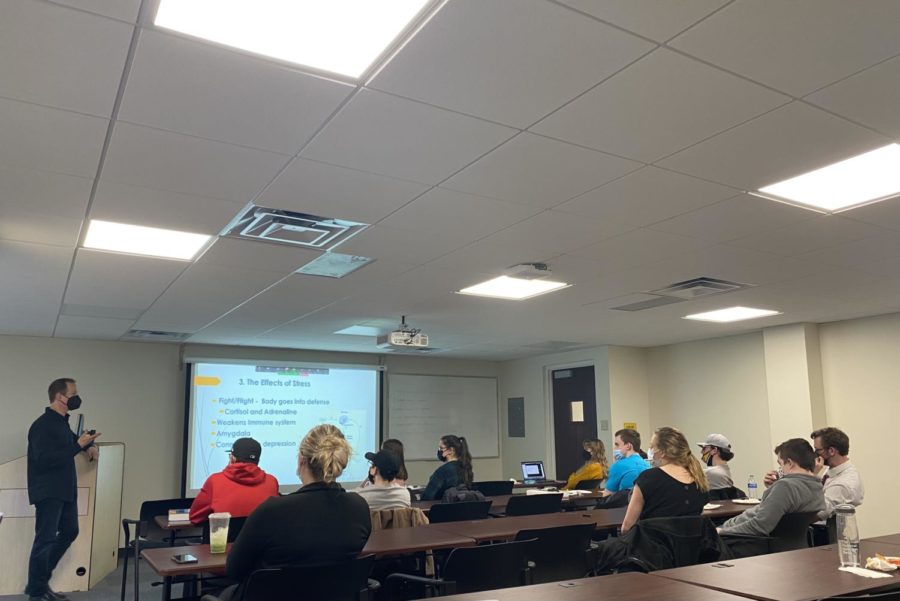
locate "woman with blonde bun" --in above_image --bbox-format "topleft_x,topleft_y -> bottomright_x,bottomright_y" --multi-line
224,425 -> 371,596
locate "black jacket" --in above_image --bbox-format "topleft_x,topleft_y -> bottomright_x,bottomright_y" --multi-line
27,408 -> 83,504
421,461 -> 464,501
226,481 -> 371,582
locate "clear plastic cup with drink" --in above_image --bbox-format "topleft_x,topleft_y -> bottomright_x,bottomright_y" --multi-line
208,512 -> 231,554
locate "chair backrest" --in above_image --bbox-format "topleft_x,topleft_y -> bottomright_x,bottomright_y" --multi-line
472,480 -> 514,496
769,512 -> 820,553
427,500 -> 492,523
504,493 -> 562,517
442,539 -> 534,594
572,479 -> 602,492
239,555 -> 375,601
595,489 -> 630,509
514,524 -> 595,583
138,498 -> 198,541
708,486 -> 747,501
201,516 -> 247,544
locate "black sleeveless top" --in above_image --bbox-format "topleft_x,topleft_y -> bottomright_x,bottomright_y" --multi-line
635,467 -> 708,519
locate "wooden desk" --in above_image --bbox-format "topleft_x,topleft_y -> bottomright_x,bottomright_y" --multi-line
430,510 -> 619,542
142,544 -> 228,601
154,515 -> 195,530
704,500 -> 750,520
362,525 -> 476,556
513,480 -> 566,489
653,542 -> 900,601
865,533 -> 900,546
423,571 -> 750,601
413,492 -> 605,513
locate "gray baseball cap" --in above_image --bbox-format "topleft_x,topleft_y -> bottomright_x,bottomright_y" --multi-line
696,433 -> 732,450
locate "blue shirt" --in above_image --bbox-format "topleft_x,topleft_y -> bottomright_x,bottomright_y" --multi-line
605,454 -> 651,493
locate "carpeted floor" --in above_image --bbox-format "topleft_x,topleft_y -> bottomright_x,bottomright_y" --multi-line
0,556 -> 195,601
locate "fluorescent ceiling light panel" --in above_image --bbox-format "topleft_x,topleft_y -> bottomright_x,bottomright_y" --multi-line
458,276 -> 570,300
683,306 -> 781,323
154,0 -> 432,78
756,144 -> 900,213
83,220 -> 211,260
334,325 -> 383,337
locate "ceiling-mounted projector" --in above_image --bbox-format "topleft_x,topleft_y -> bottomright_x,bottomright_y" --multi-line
376,316 -> 429,350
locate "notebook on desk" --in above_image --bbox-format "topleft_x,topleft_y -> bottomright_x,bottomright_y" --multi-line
520,460 -> 546,484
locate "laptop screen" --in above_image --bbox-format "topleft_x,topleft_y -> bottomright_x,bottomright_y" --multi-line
521,461 -> 545,481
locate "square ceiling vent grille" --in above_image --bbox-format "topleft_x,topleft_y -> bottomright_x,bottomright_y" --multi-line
221,205 -> 368,250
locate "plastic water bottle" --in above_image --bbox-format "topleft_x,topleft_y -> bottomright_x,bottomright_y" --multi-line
836,504 -> 860,567
747,475 -> 758,499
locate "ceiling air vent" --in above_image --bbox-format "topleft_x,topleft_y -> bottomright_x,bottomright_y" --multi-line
123,329 -> 191,342
610,295 -> 685,312
222,204 -> 368,250
650,277 -> 752,300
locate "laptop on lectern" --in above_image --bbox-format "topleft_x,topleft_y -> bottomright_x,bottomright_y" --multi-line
520,461 -> 546,484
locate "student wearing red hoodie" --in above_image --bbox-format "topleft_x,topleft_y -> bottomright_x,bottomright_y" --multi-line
189,438 -> 279,524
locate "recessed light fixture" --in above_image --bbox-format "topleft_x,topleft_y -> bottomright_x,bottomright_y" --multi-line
83,220 -> 211,260
683,306 -> 781,323
458,276 -> 570,300
154,0 -> 433,78
755,143 -> 900,213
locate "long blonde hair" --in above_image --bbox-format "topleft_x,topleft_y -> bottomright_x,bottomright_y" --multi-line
299,424 -> 351,483
583,439 -> 609,473
652,427 -> 709,492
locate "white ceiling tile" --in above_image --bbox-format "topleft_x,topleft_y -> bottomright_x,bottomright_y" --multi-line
256,157 -> 429,224
0,97 -> 107,177
54,314 -> 135,340
728,215 -> 891,257
379,187 -> 542,239
807,55 -> 900,139
64,249 -> 188,310
0,0 -> 133,116
199,237 -> 323,274
568,227 -> 711,270
101,122 -> 288,202
0,240 -> 73,335
370,0 -> 654,128
443,133 -> 641,208
50,0 -> 141,22
135,263 -> 288,333
0,164 -> 92,246
649,193 -> 814,243
554,166 -> 739,227
657,102 -> 890,190
120,30 -> 353,154
558,0 -> 729,42
842,199 -> 900,233
425,239 -> 559,278
481,210 -> 633,257
670,0 -> 900,96
333,223 -> 473,264
532,49 -> 789,162
795,232 -> 900,270
300,89 -> 517,184
90,181 -> 245,235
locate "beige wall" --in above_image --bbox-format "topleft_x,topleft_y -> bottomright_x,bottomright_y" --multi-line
819,312 -> 900,538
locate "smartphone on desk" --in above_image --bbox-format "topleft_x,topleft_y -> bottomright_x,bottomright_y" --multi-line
172,554 -> 198,564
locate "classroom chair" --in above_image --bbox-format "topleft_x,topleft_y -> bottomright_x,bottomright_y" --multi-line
386,539 -> 535,598
472,480 -> 514,496
514,523 -> 596,583
504,493 -> 562,516
708,486 -> 747,501
572,479 -> 603,492
427,500 -> 492,523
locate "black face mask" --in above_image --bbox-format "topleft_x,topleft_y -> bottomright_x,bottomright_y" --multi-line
437,449 -> 447,462
65,394 -> 82,411
581,450 -> 592,461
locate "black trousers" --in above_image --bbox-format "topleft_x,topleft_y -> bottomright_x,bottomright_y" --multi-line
26,498 -> 79,596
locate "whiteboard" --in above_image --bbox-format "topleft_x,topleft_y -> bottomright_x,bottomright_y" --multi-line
387,374 -> 499,460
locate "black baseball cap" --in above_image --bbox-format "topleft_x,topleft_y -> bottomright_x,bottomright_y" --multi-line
229,437 -> 261,463
365,450 -> 401,481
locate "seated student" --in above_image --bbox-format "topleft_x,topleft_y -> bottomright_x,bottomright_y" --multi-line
562,438 -> 609,490
621,427 -> 709,533
357,439 -> 409,489
602,429 -> 651,497
810,427 -> 864,520
189,437 -> 279,524
420,435 -> 473,501
697,433 -> 735,491
356,449 -> 411,511
719,438 -> 825,538
223,425 -> 371,598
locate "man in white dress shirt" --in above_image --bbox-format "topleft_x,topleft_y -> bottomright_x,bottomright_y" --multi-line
810,427 -> 864,521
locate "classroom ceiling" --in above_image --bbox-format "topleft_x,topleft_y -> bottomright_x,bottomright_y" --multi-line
3,0 -> 900,360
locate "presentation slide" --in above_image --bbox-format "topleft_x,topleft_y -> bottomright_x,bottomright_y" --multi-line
186,362 -> 379,493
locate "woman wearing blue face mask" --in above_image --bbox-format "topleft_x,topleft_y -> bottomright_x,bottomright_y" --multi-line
602,429 -> 651,497
420,435 -> 473,501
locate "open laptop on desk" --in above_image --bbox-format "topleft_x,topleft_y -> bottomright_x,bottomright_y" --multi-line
520,460 -> 546,485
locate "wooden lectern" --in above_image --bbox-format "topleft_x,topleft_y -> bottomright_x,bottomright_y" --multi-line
0,442 -> 125,595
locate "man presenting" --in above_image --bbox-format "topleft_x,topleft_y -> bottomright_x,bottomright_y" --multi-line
26,378 -> 100,601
